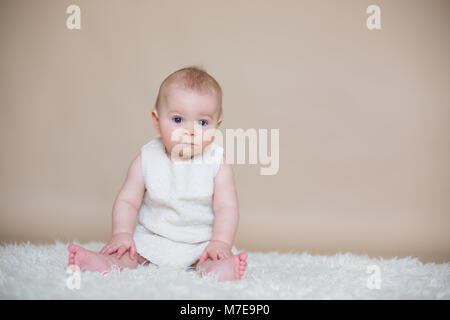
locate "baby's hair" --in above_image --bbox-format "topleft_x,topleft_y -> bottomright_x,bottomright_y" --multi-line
155,66 -> 223,120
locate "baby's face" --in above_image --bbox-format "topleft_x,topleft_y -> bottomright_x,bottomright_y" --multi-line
152,86 -> 222,161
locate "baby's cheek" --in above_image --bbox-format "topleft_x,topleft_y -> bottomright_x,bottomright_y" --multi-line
201,141 -> 212,153
162,127 -> 179,145
201,129 -> 216,145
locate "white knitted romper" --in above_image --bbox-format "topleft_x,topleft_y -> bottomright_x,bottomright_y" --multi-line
133,136 -> 237,269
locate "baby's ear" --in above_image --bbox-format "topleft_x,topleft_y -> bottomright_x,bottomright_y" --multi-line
151,109 -> 161,133
215,118 -> 222,128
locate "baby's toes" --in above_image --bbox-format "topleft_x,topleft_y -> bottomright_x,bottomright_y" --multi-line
68,244 -> 81,254
239,265 -> 246,279
68,252 -> 75,264
238,252 -> 248,262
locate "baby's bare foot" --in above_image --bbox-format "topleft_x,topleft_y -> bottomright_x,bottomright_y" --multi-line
68,244 -> 112,274
200,252 -> 248,282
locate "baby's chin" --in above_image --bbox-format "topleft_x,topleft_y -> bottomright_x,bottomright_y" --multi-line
168,144 -> 203,160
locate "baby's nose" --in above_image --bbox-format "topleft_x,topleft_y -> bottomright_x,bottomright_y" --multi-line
183,125 -> 195,137
184,121 -> 202,136
184,125 -> 194,135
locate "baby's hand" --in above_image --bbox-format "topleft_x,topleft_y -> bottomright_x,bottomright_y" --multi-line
197,240 -> 232,265
99,232 -> 137,260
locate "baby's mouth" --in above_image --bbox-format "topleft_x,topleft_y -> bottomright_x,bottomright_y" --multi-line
180,139 -> 197,145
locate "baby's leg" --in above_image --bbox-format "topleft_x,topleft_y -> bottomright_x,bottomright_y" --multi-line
68,244 -> 147,273
194,252 -> 248,282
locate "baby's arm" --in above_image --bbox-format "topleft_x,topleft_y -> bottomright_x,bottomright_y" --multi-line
99,153 -> 146,259
211,155 -> 239,247
111,153 -> 145,235
198,156 -> 239,264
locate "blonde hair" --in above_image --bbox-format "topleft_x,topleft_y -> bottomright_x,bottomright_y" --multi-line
155,66 -> 223,119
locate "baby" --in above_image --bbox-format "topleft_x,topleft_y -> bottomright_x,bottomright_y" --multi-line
68,66 -> 248,281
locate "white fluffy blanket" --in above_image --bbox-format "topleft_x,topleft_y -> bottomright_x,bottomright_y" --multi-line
0,241 -> 449,299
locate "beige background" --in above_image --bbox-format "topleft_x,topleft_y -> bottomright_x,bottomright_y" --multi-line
1,0 -> 449,263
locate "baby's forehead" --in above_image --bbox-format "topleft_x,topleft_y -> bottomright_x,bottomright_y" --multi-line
164,82 -> 215,97
164,84 -> 218,104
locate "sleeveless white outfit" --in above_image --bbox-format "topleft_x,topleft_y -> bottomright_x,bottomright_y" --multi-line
133,136 -> 237,269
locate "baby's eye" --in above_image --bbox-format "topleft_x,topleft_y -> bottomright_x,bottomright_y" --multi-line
172,117 -> 183,124
198,119 -> 208,126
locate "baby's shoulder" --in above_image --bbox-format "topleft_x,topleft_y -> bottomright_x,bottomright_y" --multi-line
140,138 -> 165,159
141,137 -> 161,150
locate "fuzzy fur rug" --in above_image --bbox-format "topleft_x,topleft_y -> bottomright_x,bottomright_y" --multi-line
0,241 -> 449,299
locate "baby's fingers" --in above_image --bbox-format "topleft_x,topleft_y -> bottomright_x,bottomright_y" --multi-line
197,251 -> 209,265
116,245 -> 128,259
100,243 -> 112,254
105,245 -> 118,255
211,251 -> 220,260
99,246 -> 108,254
130,244 -> 136,260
